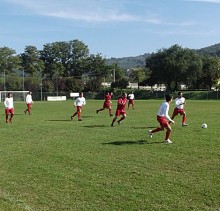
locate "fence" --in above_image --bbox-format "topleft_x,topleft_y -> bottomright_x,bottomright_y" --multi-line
25,90 -> 220,101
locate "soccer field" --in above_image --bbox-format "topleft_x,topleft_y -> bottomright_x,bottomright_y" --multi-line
0,100 -> 219,210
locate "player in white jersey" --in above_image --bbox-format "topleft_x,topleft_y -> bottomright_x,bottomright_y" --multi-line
148,94 -> 175,144
70,92 -> 86,121
170,92 -> 188,126
24,91 -> 33,115
128,92 -> 135,109
4,92 -> 14,123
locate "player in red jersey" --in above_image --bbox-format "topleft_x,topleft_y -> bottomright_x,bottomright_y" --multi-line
111,93 -> 127,126
96,91 -> 113,117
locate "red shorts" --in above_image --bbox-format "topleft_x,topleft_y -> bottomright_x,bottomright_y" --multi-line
129,99 -> 134,104
115,109 -> 126,117
5,108 -> 14,115
173,107 -> 184,116
76,106 -> 82,112
27,103 -> 32,108
157,115 -> 169,128
103,102 -> 111,109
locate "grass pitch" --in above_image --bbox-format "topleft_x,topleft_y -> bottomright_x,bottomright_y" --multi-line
0,99 -> 219,210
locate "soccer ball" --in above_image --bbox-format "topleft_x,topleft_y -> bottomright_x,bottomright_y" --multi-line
201,123 -> 208,129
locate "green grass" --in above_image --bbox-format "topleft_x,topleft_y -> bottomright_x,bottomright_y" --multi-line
0,100 -> 219,211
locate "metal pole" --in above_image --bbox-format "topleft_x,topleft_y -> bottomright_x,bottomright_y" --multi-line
40,77 -> 43,101
113,69 -> 115,82
23,70 -> 25,102
4,69 -> 6,96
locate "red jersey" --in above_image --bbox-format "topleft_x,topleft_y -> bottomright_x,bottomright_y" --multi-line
117,97 -> 127,110
105,94 -> 111,103
103,94 -> 112,107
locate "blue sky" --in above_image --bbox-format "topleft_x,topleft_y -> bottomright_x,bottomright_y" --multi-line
0,0 -> 220,58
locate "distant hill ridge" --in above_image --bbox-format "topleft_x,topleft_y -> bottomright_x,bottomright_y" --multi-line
106,43 -> 220,69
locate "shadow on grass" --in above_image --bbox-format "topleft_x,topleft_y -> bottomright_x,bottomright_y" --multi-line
81,115 -> 95,118
130,126 -> 156,129
84,125 -> 108,128
47,119 -> 71,122
102,140 -> 163,145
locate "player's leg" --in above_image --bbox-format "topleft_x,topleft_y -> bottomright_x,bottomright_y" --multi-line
117,113 -> 126,125
169,109 -> 177,124
71,107 -> 78,120
5,109 -> 9,123
111,110 -> 119,126
24,104 -> 28,114
108,106 -> 113,116
96,107 -> 105,113
149,116 -> 165,137
77,107 -> 82,120
28,103 -> 32,114
9,109 -> 14,123
182,111 -> 188,126
164,124 -> 173,143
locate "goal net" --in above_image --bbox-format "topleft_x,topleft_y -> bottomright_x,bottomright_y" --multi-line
0,91 -> 29,102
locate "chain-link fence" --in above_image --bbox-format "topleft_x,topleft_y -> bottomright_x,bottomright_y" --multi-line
27,90 -> 220,101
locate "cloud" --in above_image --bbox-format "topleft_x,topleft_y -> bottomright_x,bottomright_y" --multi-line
3,0 -> 162,24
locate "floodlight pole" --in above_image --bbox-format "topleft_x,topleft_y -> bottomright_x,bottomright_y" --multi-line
113,69 -> 115,82
40,77 -> 43,101
23,69 -> 25,102
4,69 -> 6,96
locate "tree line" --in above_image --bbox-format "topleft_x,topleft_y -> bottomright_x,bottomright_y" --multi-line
0,40 -> 220,93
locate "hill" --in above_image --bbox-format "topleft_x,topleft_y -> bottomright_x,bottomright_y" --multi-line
106,43 -> 220,69
105,53 -> 151,70
196,43 -> 220,56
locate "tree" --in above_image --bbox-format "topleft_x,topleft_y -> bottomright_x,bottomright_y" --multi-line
0,47 -> 21,74
145,45 -> 203,92
65,40 -> 90,76
111,77 -> 129,89
84,77 -> 102,92
65,77 -> 84,92
20,45 -> 44,76
85,53 -> 109,77
40,39 -> 90,79
0,47 -> 21,91
129,67 -> 147,89
196,56 -> 220,90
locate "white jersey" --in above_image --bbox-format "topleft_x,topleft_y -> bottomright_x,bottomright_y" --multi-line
128,93 -> 135,100
175,97 -> 185,109
4,97 -> 14,109
74,97 -> 86,107
157,101 -> 172,122
26,94 -> 33,104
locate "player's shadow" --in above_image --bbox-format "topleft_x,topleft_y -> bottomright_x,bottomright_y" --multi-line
47,119 -> 70,122
84,125 -> 108,128
130,126 -> 156,129
81,115 -> 95,118
102,140 -> 163,145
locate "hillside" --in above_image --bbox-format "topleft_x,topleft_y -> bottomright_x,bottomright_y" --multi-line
106,43 -> 220,69
196,43 -> 220,56
105,53 -> 151,70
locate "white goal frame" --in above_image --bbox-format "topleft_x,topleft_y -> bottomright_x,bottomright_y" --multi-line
0,91 -> 29,102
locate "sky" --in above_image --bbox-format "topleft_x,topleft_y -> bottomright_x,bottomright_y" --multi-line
0,0 -> 220,58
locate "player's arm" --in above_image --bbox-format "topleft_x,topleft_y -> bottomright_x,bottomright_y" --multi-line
176,99 -> 184,106
165,105 -> 174,124
117,99 -> 124,106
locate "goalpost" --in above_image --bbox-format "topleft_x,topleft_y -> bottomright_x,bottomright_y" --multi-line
0,91 -> 29,102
